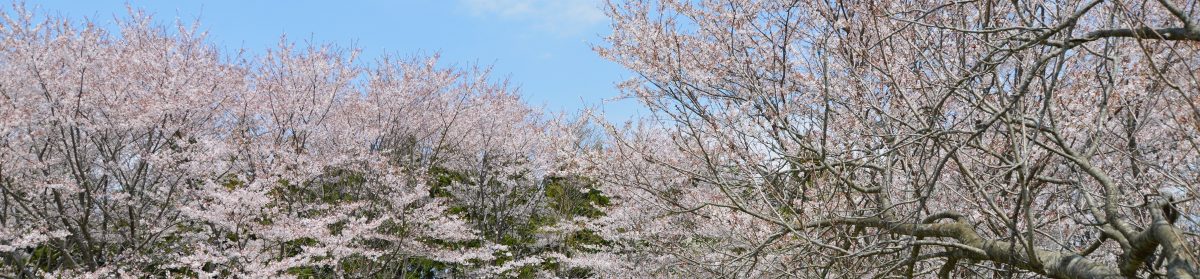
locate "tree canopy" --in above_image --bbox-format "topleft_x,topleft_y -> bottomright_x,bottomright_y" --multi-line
4,0 -> 1200,278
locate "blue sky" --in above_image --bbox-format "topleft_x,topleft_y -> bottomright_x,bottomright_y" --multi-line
23,0 -> 639,122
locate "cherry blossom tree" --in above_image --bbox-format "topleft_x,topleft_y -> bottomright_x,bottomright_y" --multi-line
582,0 -> 1200,278
0,5 -> 584,278
18,0 -> 1200,278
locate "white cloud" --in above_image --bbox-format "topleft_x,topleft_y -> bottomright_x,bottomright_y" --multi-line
460,0 -> 606,36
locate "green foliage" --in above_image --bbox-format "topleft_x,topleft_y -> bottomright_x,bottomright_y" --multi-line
402,257 -> 452,279
27,245 -> 64,272
269,169 -> 370,206
543,176 -> 609,219
222,175 -> 245,190
428,166 -> 465,198
282,237 -> 320,257
564,229 -> 609,251
286,265 -> 335,278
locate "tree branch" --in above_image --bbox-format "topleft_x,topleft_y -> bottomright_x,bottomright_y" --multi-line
806,217 -> 1125,278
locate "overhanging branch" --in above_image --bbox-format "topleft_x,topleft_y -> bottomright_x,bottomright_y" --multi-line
1026,26 -> 1200,48
1076,27 -> 1200,41
806,216 -> 1125,278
